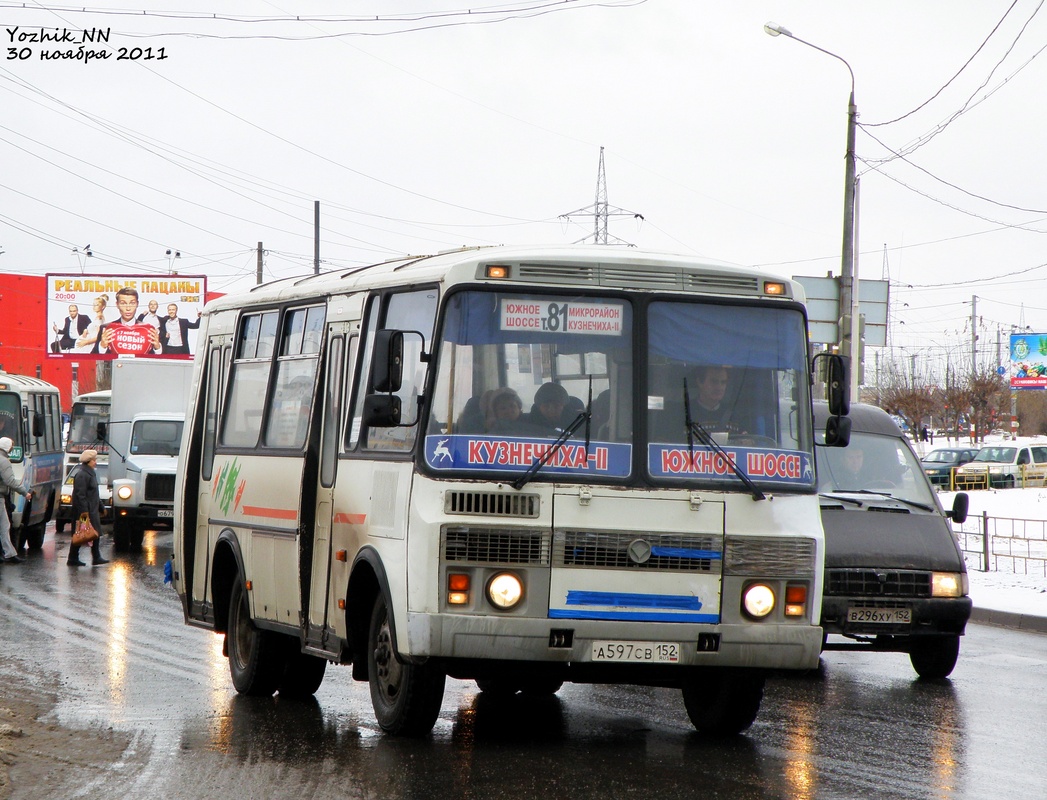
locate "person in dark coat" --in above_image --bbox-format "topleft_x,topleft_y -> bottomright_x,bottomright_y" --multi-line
68,449 -> 108,567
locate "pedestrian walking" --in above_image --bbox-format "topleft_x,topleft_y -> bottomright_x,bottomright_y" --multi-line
67,449 -> 109,567
0,436 -> 31,564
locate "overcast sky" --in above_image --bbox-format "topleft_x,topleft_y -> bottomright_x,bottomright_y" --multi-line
3,1 -> 1046,379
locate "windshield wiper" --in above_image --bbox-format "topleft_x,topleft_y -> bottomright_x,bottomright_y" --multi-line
834,489 -> 935,513
512,379 -> 592,491
684,378 -> 765,501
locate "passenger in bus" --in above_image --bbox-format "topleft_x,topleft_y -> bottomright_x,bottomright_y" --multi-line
0,437 -> 31,564
592,389 -> 611,440
484,388 -> 526,434
456,390 -> 495,434
526,382 -> 574,433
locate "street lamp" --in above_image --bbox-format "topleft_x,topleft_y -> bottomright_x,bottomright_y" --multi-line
166,248 -> 181,274
765,22 -> 860,403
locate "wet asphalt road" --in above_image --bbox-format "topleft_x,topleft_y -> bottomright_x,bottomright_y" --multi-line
1,524 -> 1045,800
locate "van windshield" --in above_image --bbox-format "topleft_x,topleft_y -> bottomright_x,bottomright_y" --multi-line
816,430 -> 937,507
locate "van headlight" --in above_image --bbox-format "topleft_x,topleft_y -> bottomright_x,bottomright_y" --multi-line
931,572 -> 967,598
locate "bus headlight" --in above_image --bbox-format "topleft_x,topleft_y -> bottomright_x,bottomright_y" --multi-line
116,485 -> 133,501
486,572 -> 523,610
742,583 -> 776,619
931,572 -> 966,598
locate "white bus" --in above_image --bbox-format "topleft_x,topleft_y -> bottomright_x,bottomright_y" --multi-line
0,371 -> 64,550
173,246 -> 849,736
56,389 -> 112,533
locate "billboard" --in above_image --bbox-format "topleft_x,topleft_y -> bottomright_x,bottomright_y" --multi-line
1010,333 -> 1047,389
45,274 -> 207,360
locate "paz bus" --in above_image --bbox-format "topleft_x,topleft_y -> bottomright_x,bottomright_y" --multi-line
56,389 -> 112,533
172,246 -> 849,736
0,371 -> 63,550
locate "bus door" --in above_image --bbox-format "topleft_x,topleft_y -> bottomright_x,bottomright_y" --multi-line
306,321 -> 355,654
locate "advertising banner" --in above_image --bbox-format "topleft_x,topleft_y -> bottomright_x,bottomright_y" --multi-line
1010,333 -> 1047,390
45,274 -> 206,360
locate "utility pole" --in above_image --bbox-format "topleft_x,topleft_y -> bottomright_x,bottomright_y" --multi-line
971,295 -> 977,375
559,147 -> 644,245
314,200 -> 320,275
257,242 -> 264,285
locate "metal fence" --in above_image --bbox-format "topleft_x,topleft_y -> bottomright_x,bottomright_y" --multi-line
954,512 -> 1047,576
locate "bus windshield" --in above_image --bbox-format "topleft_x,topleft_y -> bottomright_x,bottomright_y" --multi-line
424,290 -> 814,490
67,401 -> 110,455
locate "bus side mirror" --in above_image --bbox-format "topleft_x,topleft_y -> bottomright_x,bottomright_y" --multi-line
813,352 -> 850,416
363,394 -> 401,427
372,330 -> 404,393
32,413 -> 44,438
824,415 -> 851,447
96,421 -> 107,441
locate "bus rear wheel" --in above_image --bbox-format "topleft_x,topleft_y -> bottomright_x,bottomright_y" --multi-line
227,579 -> 286,696
682,669 -> 765,736
367,593 -> 445,736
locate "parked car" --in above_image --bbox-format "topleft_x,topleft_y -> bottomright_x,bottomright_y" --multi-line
954,443 -> 1047,489
814,401 -> 972,679
921,447 -> 979,488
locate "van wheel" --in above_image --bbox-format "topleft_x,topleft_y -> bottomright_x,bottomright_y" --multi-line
24,522 -> 46,550
227,579 -> 286,696
278,644 -> 327,699
682,669 -> 764,735
909,635 -> 960,679
367,593 -> 445,736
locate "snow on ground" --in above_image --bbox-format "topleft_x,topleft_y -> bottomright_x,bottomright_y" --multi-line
941,485 -> 1047,618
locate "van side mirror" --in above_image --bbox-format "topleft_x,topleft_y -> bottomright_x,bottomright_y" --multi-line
372,330 -> 404,393
96,421 -> 107,441
31,413 -> 44,438
824,415 -> 851,447
947,492 -> 969,524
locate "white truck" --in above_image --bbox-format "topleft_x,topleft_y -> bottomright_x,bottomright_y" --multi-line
103,359 -> 192,550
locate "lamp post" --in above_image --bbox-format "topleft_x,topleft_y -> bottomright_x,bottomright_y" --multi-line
765,22 -> 860,402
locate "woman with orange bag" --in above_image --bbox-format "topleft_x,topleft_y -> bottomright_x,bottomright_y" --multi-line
67,449 -> 109,567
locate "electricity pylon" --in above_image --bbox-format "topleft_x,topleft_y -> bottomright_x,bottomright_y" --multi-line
560,146 -> 644,245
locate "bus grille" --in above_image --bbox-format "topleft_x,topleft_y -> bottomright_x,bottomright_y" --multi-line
513,262 -> 764,296
723,536 -> 817,577
144,473 -> 176,502
554,531 -> 721,572
825,569 -> 931,598
442,527 -> 550,566
444,491 -> 540,518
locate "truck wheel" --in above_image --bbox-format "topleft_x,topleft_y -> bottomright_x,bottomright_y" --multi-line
278,644 -> 327,699
367,593 -> 445,736
55,518 -> 66,534
909,635 -> 960,679
682,669 -> 764,736
227,579 -> 286,696
112,518 -> 133,551
130,527 -> 145,550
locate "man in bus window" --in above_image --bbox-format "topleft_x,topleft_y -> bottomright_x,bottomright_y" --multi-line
691,365 -> 733,430
527,382 -> 574,433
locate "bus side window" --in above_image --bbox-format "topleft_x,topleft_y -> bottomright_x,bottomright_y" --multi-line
201,345 -> 223,481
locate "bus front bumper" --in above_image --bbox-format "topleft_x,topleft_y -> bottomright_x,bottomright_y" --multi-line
406,612 -> 822,672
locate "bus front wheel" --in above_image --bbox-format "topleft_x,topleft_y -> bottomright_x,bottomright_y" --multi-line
367,593 -> 445,736
227,579 -> 286,696
682,669 -> 764,736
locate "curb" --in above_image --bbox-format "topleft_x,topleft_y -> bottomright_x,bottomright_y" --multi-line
971,606 -> 1047,634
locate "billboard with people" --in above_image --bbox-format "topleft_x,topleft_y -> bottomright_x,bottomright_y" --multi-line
45,274 -> 207,360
